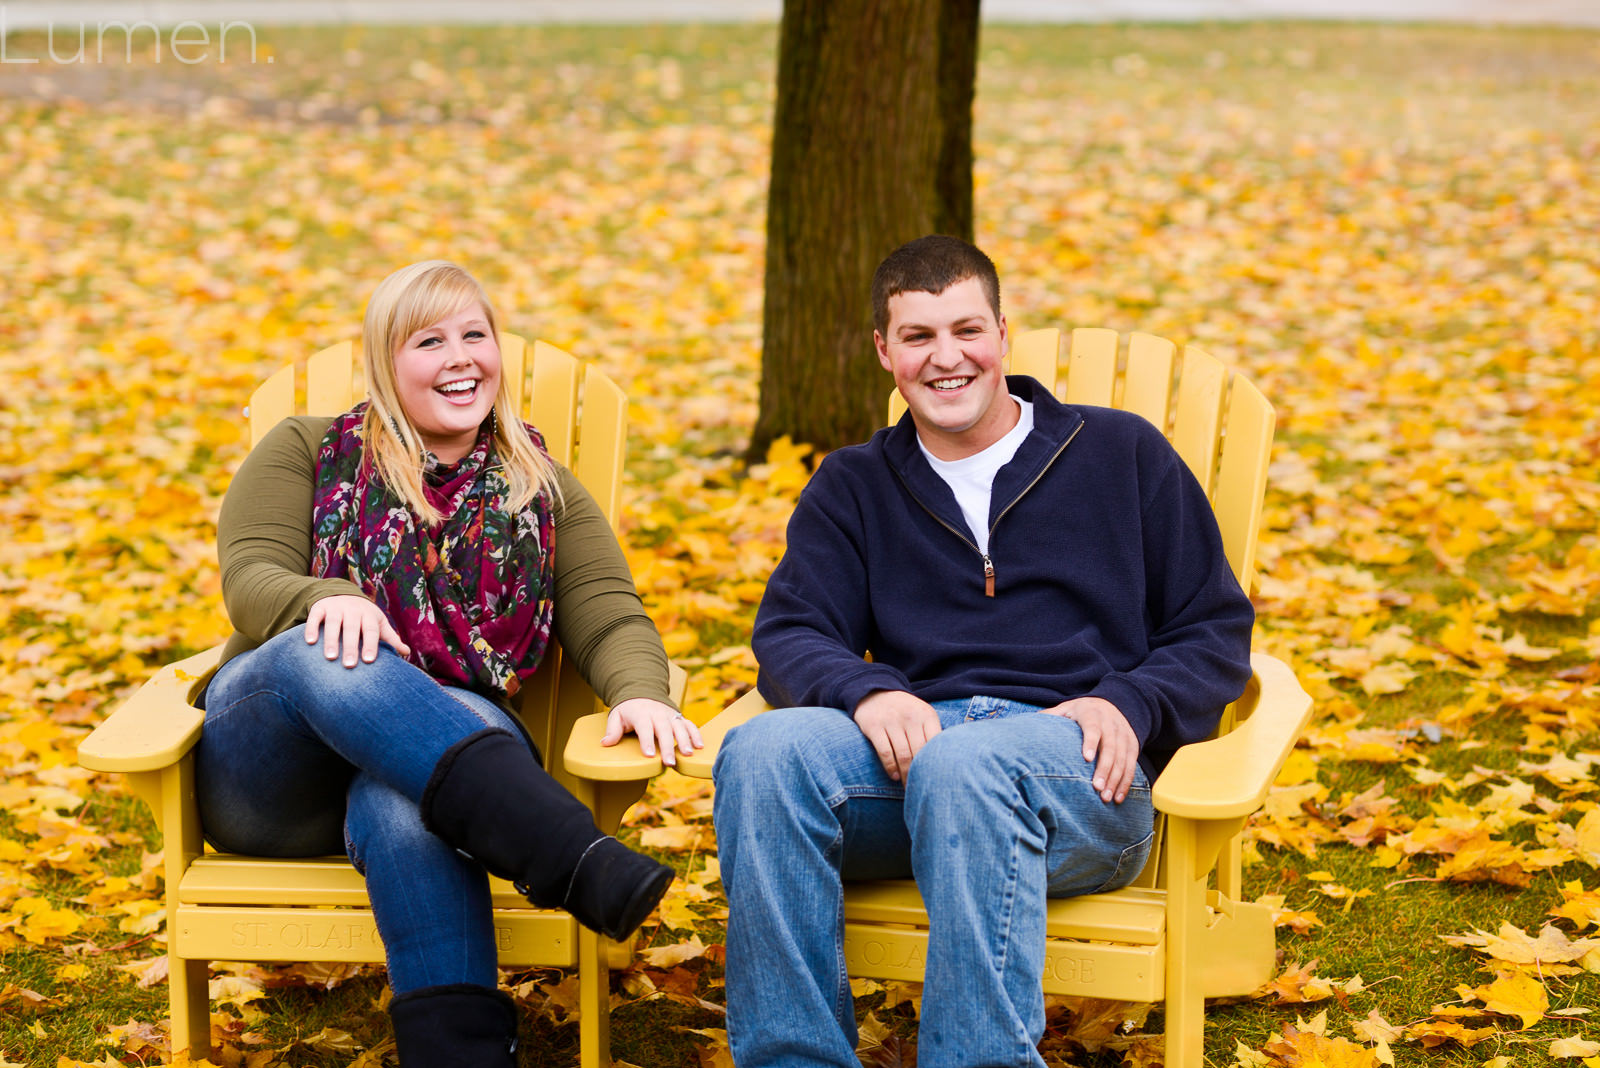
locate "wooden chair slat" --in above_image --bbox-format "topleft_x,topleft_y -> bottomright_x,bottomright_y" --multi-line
173,904 -> 577,966
248,364 -> 295,449
1172,344 -> 1227,493
573,364 -> 627,530
529,340 -> 580,467
843,880 -> 1167,944
1123,332 -> 1176,432
498,332 -> 526,412
1212,375 -> 1275,595
1008,326 -> 1060,391
306,340 -> 356,416
182,856 -> 550,910
1065,327 -> 1118,407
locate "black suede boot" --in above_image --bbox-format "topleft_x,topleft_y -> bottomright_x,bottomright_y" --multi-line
564,834 -> 676,941
421,729 -> 675,940
389,983 -> 517,1067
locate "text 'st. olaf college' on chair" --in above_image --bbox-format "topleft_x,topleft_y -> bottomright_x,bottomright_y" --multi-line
679,327 -> 1314,1067
77,334 -> 679,1068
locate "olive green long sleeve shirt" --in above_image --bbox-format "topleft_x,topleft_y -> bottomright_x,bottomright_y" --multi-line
214,416 -> 674,711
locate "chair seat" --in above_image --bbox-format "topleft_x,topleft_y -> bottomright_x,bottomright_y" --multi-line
841,880 -> 1170,1000
837,878 -> 1274,1002
179,856 -> 536,907
843,879 -> 1168,944
172,855 -> 578,966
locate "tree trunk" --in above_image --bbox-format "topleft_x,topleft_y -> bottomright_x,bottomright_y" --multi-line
748,0 -> 980,460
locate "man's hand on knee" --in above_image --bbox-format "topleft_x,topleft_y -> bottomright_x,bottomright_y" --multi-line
1043,697 -> 1139,804
854,690 -> 942,783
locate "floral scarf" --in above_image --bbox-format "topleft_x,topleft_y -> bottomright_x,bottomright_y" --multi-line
310,403 -> 556,699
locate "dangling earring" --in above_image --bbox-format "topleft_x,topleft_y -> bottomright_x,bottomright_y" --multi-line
487,407 -> 499,437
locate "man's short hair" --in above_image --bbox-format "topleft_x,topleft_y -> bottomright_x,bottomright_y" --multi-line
871,235 -> 1001,336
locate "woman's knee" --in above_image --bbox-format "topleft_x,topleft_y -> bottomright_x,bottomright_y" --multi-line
212,628 -> 416,711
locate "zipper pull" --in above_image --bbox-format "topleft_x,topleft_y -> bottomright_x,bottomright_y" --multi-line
983,554 -> 995,598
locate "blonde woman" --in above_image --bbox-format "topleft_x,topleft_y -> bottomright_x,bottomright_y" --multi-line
195,261 -> 700,1065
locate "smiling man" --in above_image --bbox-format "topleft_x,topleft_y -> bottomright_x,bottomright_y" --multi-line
713,235 -> 1257,1068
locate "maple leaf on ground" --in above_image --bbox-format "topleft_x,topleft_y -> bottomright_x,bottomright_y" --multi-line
1442,922 -> 1600,974
1519,752 -> 1599,788
1570,811 -> 1600,868
7,896 -> 85,945
1348,1009 -> 1400,1066
1551,880 -> 1600,930
1460,969 -> 1550,1029
100,1018 -> 169,1058
1551,1036 -> 1600,1058
1402,1017 -> 1498,1049
1261,1024 -> 1380,1067
639,933 -> 712,968
299,1027 -> 360,1054
1349,1010 -> 1402,1046
525,974 -> 581,1025
249,961 -> 367,990
167,1053 -> 231,1068
1257,961 -> 1364,1006
1431,828 -> 1539,887
680,1026 -> 736,1068
657,893 -> 707,932
856,1012 -> 917,1068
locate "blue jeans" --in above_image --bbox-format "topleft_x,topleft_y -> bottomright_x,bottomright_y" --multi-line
713,698 -> 1155,1068
196,628 -> 532,993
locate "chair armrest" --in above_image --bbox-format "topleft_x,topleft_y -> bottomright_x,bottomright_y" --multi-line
564,712 -> 664,780
676,687 -> 773,780
1151,652 -> 1312,820
561,659 -> 692,781
77,646 -> 222,773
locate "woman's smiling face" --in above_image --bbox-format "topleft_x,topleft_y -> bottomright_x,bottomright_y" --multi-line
393,303 -> 501,463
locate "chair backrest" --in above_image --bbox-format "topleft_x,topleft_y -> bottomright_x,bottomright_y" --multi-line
242,334 -> 626,793
888,327 -> 1275,597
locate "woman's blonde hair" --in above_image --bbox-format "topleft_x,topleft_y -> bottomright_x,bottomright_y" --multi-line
361,260 -> 560,526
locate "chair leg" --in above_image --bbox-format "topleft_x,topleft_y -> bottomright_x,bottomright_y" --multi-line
577,926 -> 611,1068
169,955 -> 211,1056
1164,820 -> 1207,1068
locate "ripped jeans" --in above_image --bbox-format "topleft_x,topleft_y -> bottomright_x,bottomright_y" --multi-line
195,628 -> 532,993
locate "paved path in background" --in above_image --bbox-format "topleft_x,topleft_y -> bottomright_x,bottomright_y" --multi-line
2,0 -> 1597,27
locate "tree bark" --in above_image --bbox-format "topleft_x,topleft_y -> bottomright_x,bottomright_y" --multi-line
748,0 -> 980,460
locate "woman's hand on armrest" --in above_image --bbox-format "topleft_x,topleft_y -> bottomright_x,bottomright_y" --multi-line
603,698 -> 704,768
305,595 -> 411,668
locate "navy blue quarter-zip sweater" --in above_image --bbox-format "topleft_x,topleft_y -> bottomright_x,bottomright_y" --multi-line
752,376 -> 1255,779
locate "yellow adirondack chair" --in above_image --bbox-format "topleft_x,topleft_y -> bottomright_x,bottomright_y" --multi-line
678,328 -> 1313,1067
77,335 -> 678,1068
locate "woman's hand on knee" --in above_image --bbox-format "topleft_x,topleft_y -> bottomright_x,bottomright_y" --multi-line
305,595 -> 412,668
602,698 -> 703,767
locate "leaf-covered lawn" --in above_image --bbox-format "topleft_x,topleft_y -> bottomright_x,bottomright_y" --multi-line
1,18 -> 1597,1068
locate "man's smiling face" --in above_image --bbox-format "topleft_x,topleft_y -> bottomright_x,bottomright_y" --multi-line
875,275 -> 1014,461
